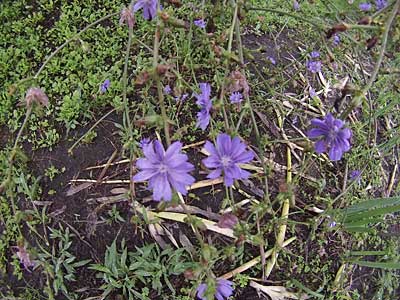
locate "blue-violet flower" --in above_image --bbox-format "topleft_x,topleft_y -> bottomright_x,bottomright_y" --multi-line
194,19 -> 206,29
307,113 -> 352,161
133,0 -> 158,20
229,92 -> 243,104
197,279 -> 234,300
375,0 -> 387,10
359,2 -> 372,11
133,140 -> 195,201
203,133 -> 254,186
307,60 -> 322,73
100,79 -> 110,93
194,83 -> 212,130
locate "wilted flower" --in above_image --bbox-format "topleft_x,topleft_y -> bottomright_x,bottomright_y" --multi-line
133,140 -> 195,201
194,83 -> 213,130
164,84 -> 172,95
229,92 -> 243,104
133,0 -> 158,20
307,113 -> 352,161
25,87 -> 49,108
307,60 -> 322,73
310,51 -> 320,58
375,0 -> 387,10
14,245 -> 35,270
194,19 -> 206,29
218,213 -> 239,229
227,70 -> 250,97
293,0 -> 300,10
203,133 -> 254,186
359,2 -> 372,11
120,6 -> 135,28
100,79 -> 110,93
197,279 -> 234,300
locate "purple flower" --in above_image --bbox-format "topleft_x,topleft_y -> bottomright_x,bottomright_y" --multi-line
164,84 -> 172,95
229,92 -> 243,104
203,133 -> 254,187
293,0 -> 300,11
133,0 -> 158,20
194,83 -> 213,130
310,51 -> 320,58
175,93 -> 189,102
307,60 -> 322,73
267,56 -> 276,65
359,2 -> 372,11
100,79 -> 110,93
349,170 -> 362,184
328,221 -> 337,228
14,245 -> 35,270
197,279 -> 234,300
309,87 -> 316,98
333,34 -> 341,46
194,19 -> 206,29
139,137 -> 151,149
307,113 -> 352,161
375,0 -> 387,10
133,140 -> 195,201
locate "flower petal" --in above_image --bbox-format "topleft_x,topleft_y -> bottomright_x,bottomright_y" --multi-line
314,140 -> 326,154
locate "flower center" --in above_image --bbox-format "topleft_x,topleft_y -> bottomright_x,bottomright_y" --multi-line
221,155 -> 232,167
158,163 -> 168,173
327,125 -> 339,141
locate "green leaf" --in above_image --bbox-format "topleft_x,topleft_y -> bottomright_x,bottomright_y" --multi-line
349,260 -> 400,269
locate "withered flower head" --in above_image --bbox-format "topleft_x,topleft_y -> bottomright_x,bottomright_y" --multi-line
227,70 -> 250,97
326,23 -> 348,39
25,87 -> 49,108
120,6 -> 136,28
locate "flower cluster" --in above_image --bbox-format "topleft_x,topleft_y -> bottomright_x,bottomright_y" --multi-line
307,51 -> 322,73
133,133 -> 254,201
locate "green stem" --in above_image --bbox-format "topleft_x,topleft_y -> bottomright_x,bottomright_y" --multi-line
122,25 -> 134,139
0,105 -> 33,196
340,0 -> 400,119
153,19 -> 171,146
233,4 -> 269,203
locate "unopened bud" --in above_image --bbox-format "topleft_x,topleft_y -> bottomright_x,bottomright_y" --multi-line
156,64 -> 170,75
358,16 -> 372,25
366,36 -> 378,50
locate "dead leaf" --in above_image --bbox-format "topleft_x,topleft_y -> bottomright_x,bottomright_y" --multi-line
250,281 -> 309,300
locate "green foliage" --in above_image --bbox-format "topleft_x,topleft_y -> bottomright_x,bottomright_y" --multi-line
91,240 -> 194,300
39,226 -> 91,300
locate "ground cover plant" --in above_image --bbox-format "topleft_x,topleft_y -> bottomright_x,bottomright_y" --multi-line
0,0 -> 399,299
